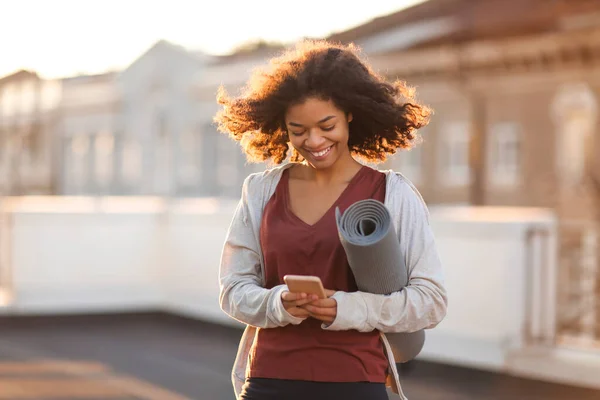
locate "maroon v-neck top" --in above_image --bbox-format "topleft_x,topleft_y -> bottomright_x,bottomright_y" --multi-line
248,165 -> 388,383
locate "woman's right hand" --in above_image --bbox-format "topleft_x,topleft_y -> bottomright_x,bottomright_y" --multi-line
281,291 -> 318,319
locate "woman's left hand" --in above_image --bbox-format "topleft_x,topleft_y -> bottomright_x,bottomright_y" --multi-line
301,289 -> 338,323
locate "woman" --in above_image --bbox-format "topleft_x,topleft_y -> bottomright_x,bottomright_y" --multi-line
216,41 -> 447,400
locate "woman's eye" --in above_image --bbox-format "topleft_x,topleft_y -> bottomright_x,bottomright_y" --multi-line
290,130 -> 305,136
322,126 -> 335,132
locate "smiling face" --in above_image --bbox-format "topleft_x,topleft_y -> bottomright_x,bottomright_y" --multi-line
284,97 -> 353,170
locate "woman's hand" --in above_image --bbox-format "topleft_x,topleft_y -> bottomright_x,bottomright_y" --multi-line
281,291 -> 319,319
302,289 -> 338,323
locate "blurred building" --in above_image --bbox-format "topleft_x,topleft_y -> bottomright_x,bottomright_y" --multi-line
55,40 -> 264,197
4,0 -> 599,209
327,0 -> 600,217
0,70 -> 61,195
58,41 -> 201,196
118,40 -> 208,197
329,0 -> 600,342
3,1 -> 600,210
193,43 -> 282,197
58,71 -> 120,195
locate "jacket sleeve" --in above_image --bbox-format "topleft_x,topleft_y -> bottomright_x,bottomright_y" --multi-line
219,174 -> 305,328
323,179 -> 448,333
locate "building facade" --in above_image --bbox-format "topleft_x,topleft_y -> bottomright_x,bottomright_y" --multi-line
58,72 -> 120,195
326,0 -> 600,218
192,46 -> 281,197
4,1 -> 600,212
0,70 -> 61,195
58,41 -> 219,197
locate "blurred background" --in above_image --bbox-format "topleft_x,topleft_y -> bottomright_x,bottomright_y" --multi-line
0,0 -> 599,399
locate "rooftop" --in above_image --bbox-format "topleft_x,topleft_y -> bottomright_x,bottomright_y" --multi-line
0,312 -> 598,399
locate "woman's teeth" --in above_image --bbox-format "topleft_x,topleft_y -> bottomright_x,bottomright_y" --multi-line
311,146 -> 332,157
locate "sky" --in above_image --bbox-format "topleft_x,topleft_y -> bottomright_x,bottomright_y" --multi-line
0,0 -> 425,79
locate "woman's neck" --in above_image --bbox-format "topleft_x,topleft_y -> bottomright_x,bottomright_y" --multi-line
299,153 -> 363,186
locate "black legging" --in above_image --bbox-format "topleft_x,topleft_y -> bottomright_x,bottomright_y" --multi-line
240,377 -> 388,400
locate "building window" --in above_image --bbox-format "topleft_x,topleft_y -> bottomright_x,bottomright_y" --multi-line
121,137 -> 142,185
390,145 -> 422,184
199,123 -> 219,195
71,135 -> 90,157
439,122 -> 470,186
70,135 -> 90,192
557,114 -> 592,185
94,131 -> 114,188
0,128 -> 5,163
217,134 -> 238,193
178,129 -> 201,187
488,122 -> 521,187
20,124 -> 43,165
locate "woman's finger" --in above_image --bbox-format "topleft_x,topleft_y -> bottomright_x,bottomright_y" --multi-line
303,304 -> 336,316
294,297 -> 317,307
294,307 -> 311,318
281,291 -> 306,302
304,298 -> 336,308
288,307 -> 310,318
282,300 -> 294,310
324,289 -> 337,297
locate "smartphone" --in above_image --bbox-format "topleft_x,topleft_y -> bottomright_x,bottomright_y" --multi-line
283,275 -> 327,299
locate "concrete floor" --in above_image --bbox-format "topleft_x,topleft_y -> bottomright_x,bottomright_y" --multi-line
0,312 -> 598,400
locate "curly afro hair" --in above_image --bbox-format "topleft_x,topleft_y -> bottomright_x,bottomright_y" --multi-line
214,40 -> 431,164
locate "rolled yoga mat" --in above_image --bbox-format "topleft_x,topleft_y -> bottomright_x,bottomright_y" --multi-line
335,199 -> 425,363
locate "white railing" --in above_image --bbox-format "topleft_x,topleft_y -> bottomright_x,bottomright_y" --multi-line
556,221 -> 600,346
524,225 -> 558,346
3,198 -> 599,389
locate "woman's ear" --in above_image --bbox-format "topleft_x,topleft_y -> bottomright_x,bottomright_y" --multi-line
347,113 -> 353,123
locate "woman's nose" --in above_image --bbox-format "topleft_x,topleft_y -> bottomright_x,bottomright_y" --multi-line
305,130 -> 326,148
